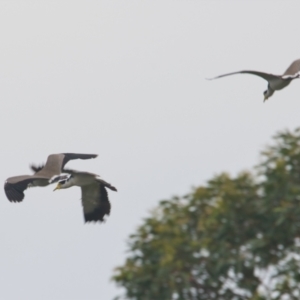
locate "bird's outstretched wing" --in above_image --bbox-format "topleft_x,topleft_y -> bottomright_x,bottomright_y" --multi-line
4,175 -> 48,202
81,183 -> 111,223
283,59 -> 300,76
62,153 -> 98,169
207,70 -> 280,82
34,153 -> 98,177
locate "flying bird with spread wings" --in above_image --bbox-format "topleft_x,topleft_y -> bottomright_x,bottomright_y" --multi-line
207,58 -> 300,101
52,170 -> 117,223
4,153 -> 117,223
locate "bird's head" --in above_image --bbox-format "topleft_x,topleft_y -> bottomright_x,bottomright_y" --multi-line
263,87 -> 274,102
53,175 -> 73,191
263,90 -> 269,102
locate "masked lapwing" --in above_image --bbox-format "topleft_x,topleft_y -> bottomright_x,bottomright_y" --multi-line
208,58 -> 300,101
53,170 -> 117,223
4,153 -> 98,201
4,153 -> 117,223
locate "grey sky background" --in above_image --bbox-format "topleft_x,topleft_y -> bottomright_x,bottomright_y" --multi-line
0,1 -> 300,299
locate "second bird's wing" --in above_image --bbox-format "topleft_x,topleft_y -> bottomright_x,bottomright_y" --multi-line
4,175 -> 49,202
61,153 -> 98,169
34,153 -> 98,177
207,70 -> 280,82
81,182 -> 113,223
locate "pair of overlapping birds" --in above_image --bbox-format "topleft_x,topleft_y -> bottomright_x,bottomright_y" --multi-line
4,59 -> 300,223
5,153 -> 117,223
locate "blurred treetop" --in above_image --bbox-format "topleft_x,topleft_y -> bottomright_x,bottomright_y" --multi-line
113,128 -> 300,300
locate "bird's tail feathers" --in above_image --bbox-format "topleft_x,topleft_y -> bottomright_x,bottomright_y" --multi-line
30,164 -> 44,173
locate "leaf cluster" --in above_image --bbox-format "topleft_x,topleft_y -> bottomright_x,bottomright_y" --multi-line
113,128 -> 300,300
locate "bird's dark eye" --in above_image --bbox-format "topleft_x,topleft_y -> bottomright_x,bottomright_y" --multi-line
60,180 -> 66,185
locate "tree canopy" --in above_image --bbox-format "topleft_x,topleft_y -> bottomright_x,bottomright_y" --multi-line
113,128 -> 300,300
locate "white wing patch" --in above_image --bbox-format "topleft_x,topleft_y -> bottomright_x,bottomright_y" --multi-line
49,174 -> 71,184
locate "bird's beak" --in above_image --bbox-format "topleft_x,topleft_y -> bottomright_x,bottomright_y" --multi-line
264,95 -> 268,102
53,183 -> 61,191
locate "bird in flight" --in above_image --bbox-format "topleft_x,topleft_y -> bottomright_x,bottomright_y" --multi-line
53,170 -> 117,223
207,58 -> 300,101
4,153 -> 117,223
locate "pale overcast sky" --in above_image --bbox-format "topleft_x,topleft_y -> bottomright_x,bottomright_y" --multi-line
0,1 -> 300,299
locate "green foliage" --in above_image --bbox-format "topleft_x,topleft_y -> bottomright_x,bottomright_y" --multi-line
113,128 -> 300,300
